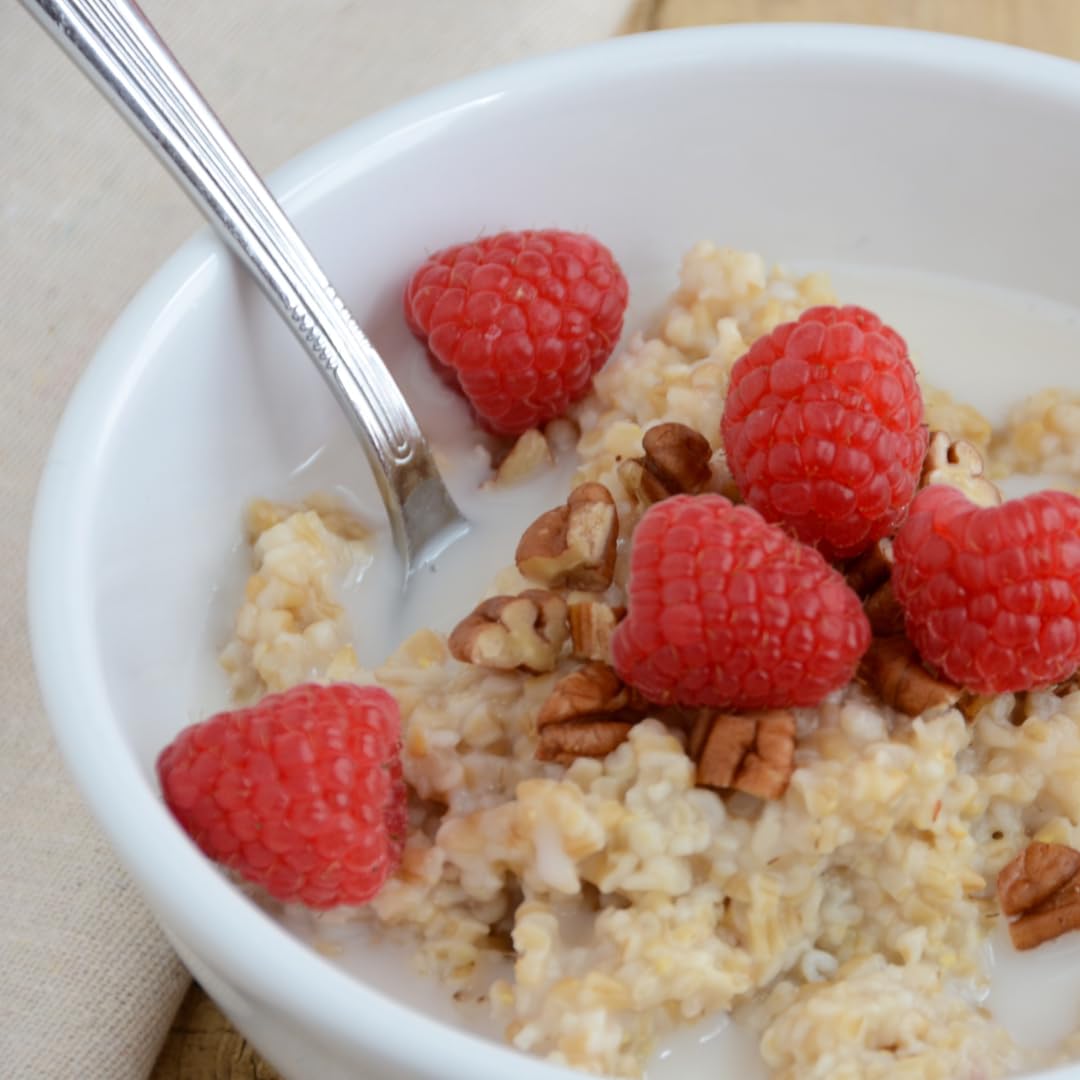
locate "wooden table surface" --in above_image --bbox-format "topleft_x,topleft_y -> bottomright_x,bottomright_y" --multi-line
151,1 -> 1080,1077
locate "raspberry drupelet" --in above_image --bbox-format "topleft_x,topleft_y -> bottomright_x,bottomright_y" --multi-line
404,229 -> 628,435
157,683 -> 406,909
893,485 -> 1080,694
611,494 -> 871,710
721,305 -> 928,560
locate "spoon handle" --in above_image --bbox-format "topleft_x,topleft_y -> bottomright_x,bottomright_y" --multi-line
22,0 -> 465,570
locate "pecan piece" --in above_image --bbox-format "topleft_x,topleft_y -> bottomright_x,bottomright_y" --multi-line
857,636 -> 962,716
1053,671 -> 1080,697
516,483 -> 618,591
538,721 -> 637,764
535,661 -> 644,764
690,710 -> 796,800
920,430 -> 1002,507
568,599 -> 624,664
618,422 -> 712,506
958,692 -> 1028,725
999,842 -> 1080,916
998,842 -> 1080,950
448,590 -> 568,673
844,538 -> 894,596
843,539 -> 904,637
864,581 -> 905,637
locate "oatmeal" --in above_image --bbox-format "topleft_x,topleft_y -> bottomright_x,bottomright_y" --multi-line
210,245 -> 1080,1078
218,499 -> 370,700
991,388 -> 1080,482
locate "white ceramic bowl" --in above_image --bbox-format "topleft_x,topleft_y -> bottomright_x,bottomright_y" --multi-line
29,24 -> 1080,1080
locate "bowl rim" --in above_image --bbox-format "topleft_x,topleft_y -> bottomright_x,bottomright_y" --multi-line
27,22 -> 1080,1080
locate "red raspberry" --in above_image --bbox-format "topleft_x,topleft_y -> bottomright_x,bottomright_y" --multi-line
610,494 -> 870,709
157,683 -> 406,909
404,229 -> 628,435
892,485 -> 1080,694
721,305 -> 928,560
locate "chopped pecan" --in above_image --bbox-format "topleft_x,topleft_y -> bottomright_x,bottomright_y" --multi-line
1053,671 -> 1080,697
690,710 -> 796,800
538,721 -> 637,764
843,539 -> 904,636
568,599 -> 624,664
536,662 -> 634,728
864,581 -> 905,637
998,842 -> 1080,950
448,590 -> 568,673
617,422 -> 712,506
492,429 -> 553,486
920,430 -> 1002,507
857,636 -> 962,716
535,661 -> 645,764
958,690 -> 1032,726
999,843 -> 1080,916
844,539 -> 894,596
516,483 -> 618,591
616,459 -> 659,506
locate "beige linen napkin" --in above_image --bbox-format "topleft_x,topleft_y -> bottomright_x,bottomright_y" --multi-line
0,1 -> 638,1076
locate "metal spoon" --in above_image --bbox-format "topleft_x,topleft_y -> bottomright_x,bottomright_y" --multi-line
21,0 -> 468,579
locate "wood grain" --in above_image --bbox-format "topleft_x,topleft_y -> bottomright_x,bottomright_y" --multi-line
152,986 -> 283,1080
654,0 -> 1080,57
152,2 -> 1078,1077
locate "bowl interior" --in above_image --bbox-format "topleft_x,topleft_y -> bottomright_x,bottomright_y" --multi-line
32,24 -> 1080,1079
